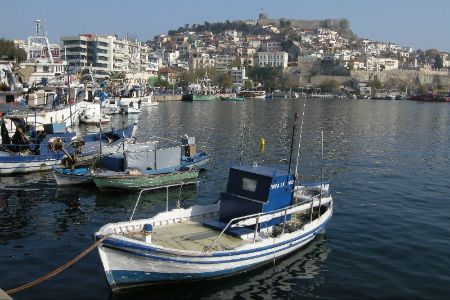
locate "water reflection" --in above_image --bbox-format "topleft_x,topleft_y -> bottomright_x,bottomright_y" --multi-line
94,184 -> 199,215
109,235 -> 330,300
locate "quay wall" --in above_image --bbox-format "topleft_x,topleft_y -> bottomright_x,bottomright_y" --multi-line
154,95 -> 182,102
350,70 -> 450,87
311,75 -> 353,85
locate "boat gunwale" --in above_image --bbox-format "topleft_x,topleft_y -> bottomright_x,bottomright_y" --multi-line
97,199 -> 332,258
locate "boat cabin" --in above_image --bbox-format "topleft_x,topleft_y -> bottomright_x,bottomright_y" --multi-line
205,164 -> 295,234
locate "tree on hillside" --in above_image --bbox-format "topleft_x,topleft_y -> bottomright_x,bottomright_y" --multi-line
279,18 -> 292,28
370,75 -> 383,90
434,54 -> 443,69
339,18 -> 350,30
425,49 -> 439,59
247,66 -> 281,90
318,79 -> 340,93
215,72 -> 232,89
0,38 -> 26,62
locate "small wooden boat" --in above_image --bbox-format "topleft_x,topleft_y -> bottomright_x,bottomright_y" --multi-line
51,135 -> 210,187
93,168 -> 199,192
95,164 -> 333,291
52,166 -> 93,186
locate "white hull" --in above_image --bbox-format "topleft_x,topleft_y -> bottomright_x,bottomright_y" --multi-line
52,171 -> 93,186
24,103 -> 82,128
96,197 -> 332,291
80,115 -> 111,125
0,158 -> 59,175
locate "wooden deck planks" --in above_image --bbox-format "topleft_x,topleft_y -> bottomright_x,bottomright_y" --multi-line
151,221 -> 245,252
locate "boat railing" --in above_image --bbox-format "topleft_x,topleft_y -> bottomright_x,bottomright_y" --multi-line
129,181 -> 199,221
203,198 -> 315,252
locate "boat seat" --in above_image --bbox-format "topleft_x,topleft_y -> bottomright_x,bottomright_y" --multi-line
202,219 -> 254,237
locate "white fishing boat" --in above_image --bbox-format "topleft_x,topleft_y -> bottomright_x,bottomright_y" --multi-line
95,163 -> 332,291
79,102 -> 111,125
139,95 -> 158,107
121,103 -> 141,114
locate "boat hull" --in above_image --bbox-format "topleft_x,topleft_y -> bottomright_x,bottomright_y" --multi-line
0,157 -> 59,175
98,207 -> 332,291
52,167 -> 94,186
93,169 -> 199,191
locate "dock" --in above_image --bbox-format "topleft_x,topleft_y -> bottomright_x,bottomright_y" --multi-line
0,289 -> 12,300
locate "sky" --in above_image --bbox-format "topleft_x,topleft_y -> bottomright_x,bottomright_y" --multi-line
1,0 -> 450,51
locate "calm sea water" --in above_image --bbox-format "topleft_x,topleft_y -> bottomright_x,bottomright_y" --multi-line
1,98 -> 449,300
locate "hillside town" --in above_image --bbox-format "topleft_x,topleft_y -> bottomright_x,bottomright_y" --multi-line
2,13 -> 450,100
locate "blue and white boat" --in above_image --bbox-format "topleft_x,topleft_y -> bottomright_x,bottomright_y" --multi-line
95,163 -> 333,292
0,122 -> 136,175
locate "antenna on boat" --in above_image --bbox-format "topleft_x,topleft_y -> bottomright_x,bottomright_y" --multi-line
239,121 -> 245,165
294,98 -> 307,184
286,113 -> 299,189
319,129 -> 324,217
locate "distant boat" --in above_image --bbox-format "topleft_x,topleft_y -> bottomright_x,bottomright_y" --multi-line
220,93 -> 244,102
237,90 -> 266,99
79,101 -> 111,125
409,92 -> 450,102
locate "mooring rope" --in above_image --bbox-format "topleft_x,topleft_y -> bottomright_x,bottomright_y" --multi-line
5,236 -> 107,295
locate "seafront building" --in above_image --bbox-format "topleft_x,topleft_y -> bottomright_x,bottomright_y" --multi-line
257,51 -> 288,68
60,34 -> 152,84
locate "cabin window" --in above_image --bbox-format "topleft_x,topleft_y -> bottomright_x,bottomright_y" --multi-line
242,178 -> 257,192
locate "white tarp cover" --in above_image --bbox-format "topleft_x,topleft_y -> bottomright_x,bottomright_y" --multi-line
125,145 -> 181,171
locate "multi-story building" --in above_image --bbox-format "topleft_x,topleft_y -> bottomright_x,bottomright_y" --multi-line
214,55 -> 234,72
257,51 -> 288,68
365,57 -> 399,71
231,67 -> 247,86
189,53 -> 215,70
61,34 -> 150,80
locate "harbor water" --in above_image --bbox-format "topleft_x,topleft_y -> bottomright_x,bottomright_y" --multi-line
1,98 -> 449,299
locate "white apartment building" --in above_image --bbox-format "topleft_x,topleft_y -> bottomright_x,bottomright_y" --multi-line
61,34 -> 150,80
231,67 -> 247,86
215,55 -> 234,72
366,57 -> 399,71
189,53 -> 215,70
257,51 -> 288,68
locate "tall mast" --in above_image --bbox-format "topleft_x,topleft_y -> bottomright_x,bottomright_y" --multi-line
286,113 -> 298,189
294,98 -> 307,183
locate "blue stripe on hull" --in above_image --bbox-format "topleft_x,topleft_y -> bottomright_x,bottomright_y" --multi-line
107,259 -> 262,291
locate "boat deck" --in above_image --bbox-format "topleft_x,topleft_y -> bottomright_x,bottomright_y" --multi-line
150,221 -> 247,252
